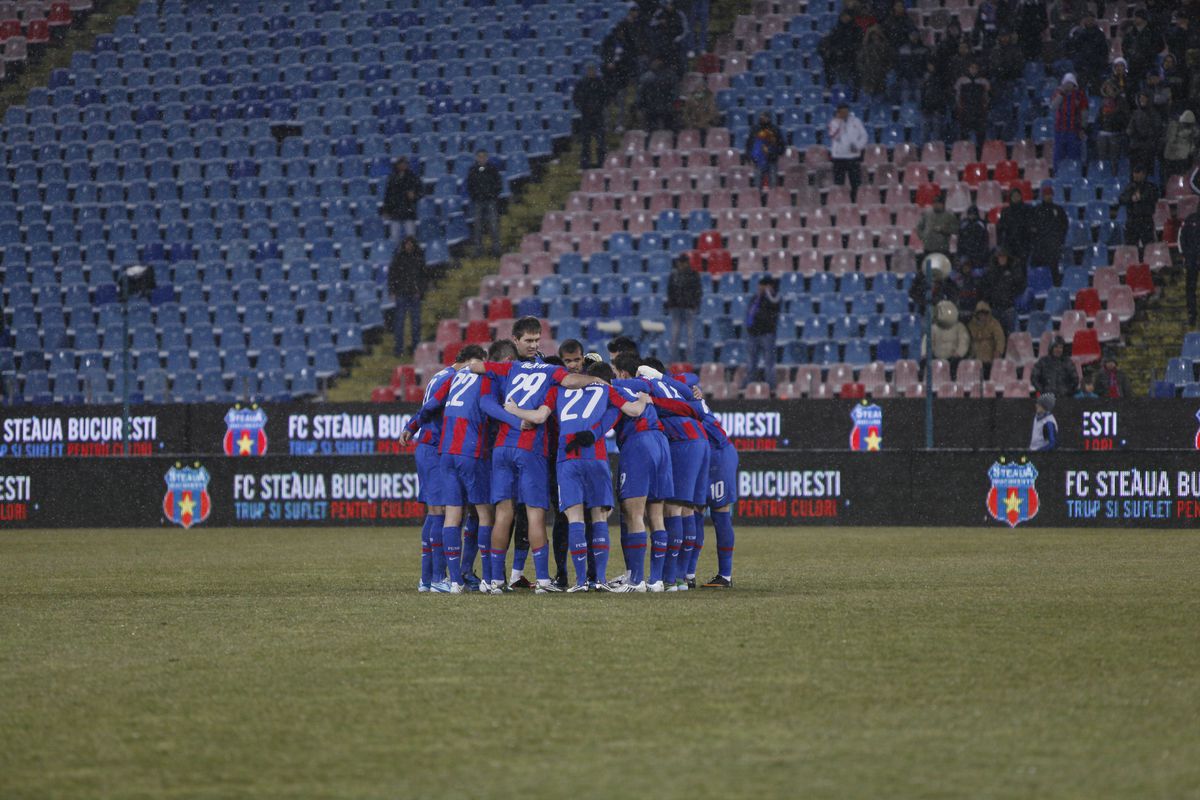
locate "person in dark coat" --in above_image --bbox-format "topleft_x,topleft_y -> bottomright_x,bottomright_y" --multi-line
996,187 -> 1036,271
1066,12 -> 1110,95
665,254 -> 702,361
819,11 -> 862,87
1127,90 -> 1164,174
573,64 -> 608,169
380,157 -> 422,242
1098,353 -> 1132,399
957,205 -> 991,269
1030,180 -> 1070,284
1180,205 -> 1200,326
635,59 -> 677,132
1031,337 -> 1079,398
466,150 -> 503,257
1120,165 -> 1160,257
740,276 -> 781,394
1014,0 -> 1048,61
980,248 -> 1023,332
388,237 -> 427,356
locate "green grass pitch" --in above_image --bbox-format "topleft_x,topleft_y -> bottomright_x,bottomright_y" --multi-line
2,527 -> 1199,799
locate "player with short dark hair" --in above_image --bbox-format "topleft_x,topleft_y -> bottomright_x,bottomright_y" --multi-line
512,316 -> 543,361
558,339 -> 585,374
606,335 -> 638,357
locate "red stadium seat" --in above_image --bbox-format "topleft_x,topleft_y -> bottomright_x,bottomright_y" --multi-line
1074,287 -> 1101,317
435,319 -> 461,348
743,382 -> 771,400
1070,329 -> 1101,365
962,162 -> 988,186
442,340 -> 464,366
391,365 -> 417,389
980,140 -> 1008,164
914,183 -> 942,207
464,320 -> 490,344
486,297 -> 513,321
48,2 -> 72,28
403,384 -> 425,403
371,386 -> 396,403
839,382 -> 865,399
706,249 -> 733,273
1125,263 -> 1154,298
25,18 -> 49,45
992,160 -> 1020,184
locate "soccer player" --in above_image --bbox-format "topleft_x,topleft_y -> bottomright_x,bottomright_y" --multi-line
506,361 -> 649,592
470,340 -> 600,593
558,339 -> 585,374
610,352 -> 675,593
505,316 -> 545,588
401,345 -> 486,591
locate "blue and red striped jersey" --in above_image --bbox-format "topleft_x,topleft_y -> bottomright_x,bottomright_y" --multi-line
406,366 -> 456,446
628,376 -> 706,442
611,378 -> 664,447
437,368 -> 497,458
484,360 -> 568,454
554,384 -> 630,462
673,372 -> 732,447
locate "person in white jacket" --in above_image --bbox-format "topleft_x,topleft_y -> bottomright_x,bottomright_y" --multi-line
827,103 -> 869,201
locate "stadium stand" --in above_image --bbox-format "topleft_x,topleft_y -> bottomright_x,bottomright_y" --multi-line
1,0 -> 621,404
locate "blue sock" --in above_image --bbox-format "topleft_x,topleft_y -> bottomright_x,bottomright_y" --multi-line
664,515 -> 683,584
513,545 -> 529,573
461,515 -> 479,575
428,514 -> 445,581
688,513 -> 706,577
419,516 -> 432,586
477,524 -> 492,584
590,521 -> 609,583
626,531 -> 647,583
490,546 -> 506,586
442,525 -> 462,585
680,514 -> 696,578
713,510 -> 735,578
568,522 -> 588,587
649,529 -> 667,583
532,544 -> 550,582
620,520 -> 631,572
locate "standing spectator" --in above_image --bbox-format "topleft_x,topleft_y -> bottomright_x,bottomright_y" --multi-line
1029,393 -> 1058,451
681,85 -> 720,130
1124,9 -> 1163,86
1180,203 -> 1200,327
573,64 -> 608,170
387,237 -> 426,357
741,276 -> 781,395
1067,12 -> 1110,94
925,301 -> 971,377
1164,110 -> 1199,178
1160,53 -> 1188,116
988,31 -> 1025,139
1120,165 -> 1160,257
819,10 -> 862,87
894,30 -> 929,102
996,187 -> 1036,271
1015,0 -> 1049,61
934,19 -> 964,81
973,0 -> 1000,49
1031,337 -> 1079,397
909,258 -> 961,315
955,61 -> 991,154
380,157 -> 422,242
916,193 -> 959,256
1031,180 -> 1070,284
920,59 -> 951,143
466,150 -> 502,258
953,255 -> 981,315
746,111 -> 785,188
600,13 -> 639,132
1166,10 -> 1195,64
857,24 -> 893,98
1095,79 -> 1130,164
1110,56 -> 1135,106
967,301 -> 1006,379
665,254 -> 702,362
636,59 -> 677,132
688,0 -> 710,56
1098,353 -> 1132,399
981,248 -> 1023,332
957,205 -> 991,269
1050,73 -> 1088,169
827,103 -> 868,201
1127,90 -> 1164,174
650,0 -> 689,76
882,1 -> 916,51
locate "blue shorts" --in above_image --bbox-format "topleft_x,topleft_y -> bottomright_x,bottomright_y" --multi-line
669,438 -> 710,506
707,442 -> 739,508
491,446 -> 550,509
556,459 -> 614,512
440,453 -> 491,507
415,443 -> 444,505
618,431 -> 674,502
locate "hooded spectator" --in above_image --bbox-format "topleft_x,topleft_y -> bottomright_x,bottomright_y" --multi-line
980,248 -> 1022,332
920,59 -> 951,142
856,24 -> 893,97
1180,204 -> 1200,327
1050,73 -> 1088,170
955,61 -> 991,152
1098,353 -> 1132,399
1031,337 -> 1079,397
1127,90 -> 1164,174
820,11 -> 862,87
1160,53 -> 1188,116
1166,11 -> 1195,64
1067,12 -> 1110,94
1164,110 -> 1199,177
1015,0 -> 1049,60
967,300 -> 1007,375
997,187 -> 1036,270
1124,9 -> 1164,85
1120,165 -> 1160,256
957,205 -> 990,268
1030,393 -> 1058,451
1095,78 -> 1131,164
926,300 -> 971,364
916,193 -> 959,256
1031,180 -> 1070,284
882,1 -> 917,50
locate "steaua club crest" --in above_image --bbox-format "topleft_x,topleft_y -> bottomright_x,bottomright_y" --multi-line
848,400 -> 883,451
223,404 -> 268,456
163,463 -> 212,529
986,457 -> 1040,528
1194,409 -> 1200,450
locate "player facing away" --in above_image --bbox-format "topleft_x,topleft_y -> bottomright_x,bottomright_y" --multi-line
610,353 -> 675,593
401,345 -> 486,592
674,371 -> 738,588
470,339 -> 601,593
506,361 -> 649,592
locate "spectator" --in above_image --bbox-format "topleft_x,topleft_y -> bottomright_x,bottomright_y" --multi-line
957,205 -> 990,269
934,19 -> 964,81
1181,203 -> 1200,327
681,85 -> 720,129
895,30 -> 930,102
741,276 -> 781,395
988,31 -> 1025,139
980,248 -> 1022,332
909,254 -> 960,315
1098,353 -> 1132,399
920,59 -> 951,143
857,24 -> 893,98
996,187 -> 1036,271
1075,373 -> 1099,399
600,12 -> 640,132
573,64 -> 608,170
955,61 -> 991,154
1029,393 -> 1058,451
1110,57 -> 1134,107
650,0 -> 689,76
1120,165 -> 1160,257
925,300 -> 970,377
1166,10 -> 1194,64
746,111 -> 785,188
466,150 -> 502,258
1124,9 -> 1163,85
916,192 -> 958,256
665,253 -> 702,362
1030,179 -> 1070,284
1164,110 -> 1199,178
1188,50 -> 1200,112
973,0 -> 1000,49
1127,90 -> 1164,174
1066,12 -> 1110,94
380,157 -> 422,241
953,255 -> 981,315
1015,0 -> 1049,61
1095,78 -> 1130,164
387,237 -> 426,357
1050,73 -> 1088,169
827,103 -> 868,201
967,301 -> 1006,378
636,59 -> 677,132
819,11 -> 862,87
1031,337 -> 1079,397
1160,53 -> 1188,116
882,1 -> 916,51
688,0 -> 710,56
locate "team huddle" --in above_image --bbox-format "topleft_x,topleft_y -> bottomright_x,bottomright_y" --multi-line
398,316 -> 739,593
